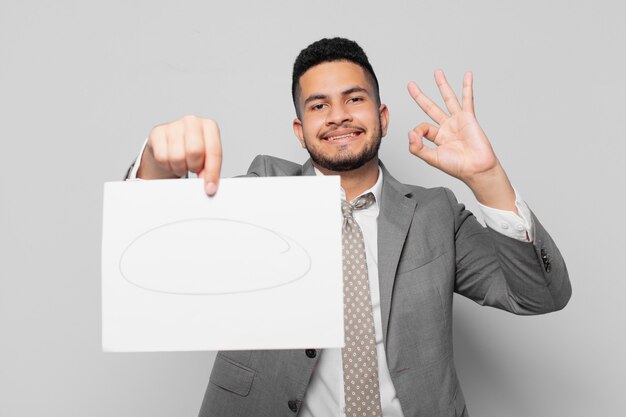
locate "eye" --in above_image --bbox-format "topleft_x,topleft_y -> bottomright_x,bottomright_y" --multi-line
348,96 -> 365,103
310,103 -> 326,111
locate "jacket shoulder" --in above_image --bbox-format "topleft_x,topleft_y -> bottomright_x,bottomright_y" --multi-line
246,155 -> 304,177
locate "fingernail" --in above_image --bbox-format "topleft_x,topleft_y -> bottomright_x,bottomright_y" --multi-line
205,182 -> 217,195
409,131 -> 417,143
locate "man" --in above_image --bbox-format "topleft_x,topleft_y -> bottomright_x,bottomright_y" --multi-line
126,38 -> 571,417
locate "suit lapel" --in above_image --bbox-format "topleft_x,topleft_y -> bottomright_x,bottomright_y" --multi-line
377,162 -> 417,345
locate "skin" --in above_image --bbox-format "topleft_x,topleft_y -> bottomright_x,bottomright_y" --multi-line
406,70 -> 518,214
292,61 -> 388,201
137,115 -> 222,195
137,61 -> 519,216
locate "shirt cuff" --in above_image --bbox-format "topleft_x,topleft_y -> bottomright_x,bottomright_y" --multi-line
477,187 -> 534,242
126,137 -> 149,181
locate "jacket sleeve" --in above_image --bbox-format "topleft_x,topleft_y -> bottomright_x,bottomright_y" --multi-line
444,187 -> 572,315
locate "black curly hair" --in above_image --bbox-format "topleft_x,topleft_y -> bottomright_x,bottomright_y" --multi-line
291,37 -> 380,118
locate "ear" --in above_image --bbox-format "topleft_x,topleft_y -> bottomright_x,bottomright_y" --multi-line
293,117 -> 306,148
379,104 -> 389,137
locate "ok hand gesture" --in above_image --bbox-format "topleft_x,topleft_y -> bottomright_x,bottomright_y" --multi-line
407,70 -> 499,184
408,70 -> 520,212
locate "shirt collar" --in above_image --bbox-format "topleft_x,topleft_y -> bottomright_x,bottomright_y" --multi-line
314,166 -> 384,205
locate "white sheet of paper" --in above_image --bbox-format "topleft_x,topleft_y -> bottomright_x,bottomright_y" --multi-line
101,176 -> 343,352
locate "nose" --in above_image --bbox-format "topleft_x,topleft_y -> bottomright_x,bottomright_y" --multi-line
325,103 -> 352,126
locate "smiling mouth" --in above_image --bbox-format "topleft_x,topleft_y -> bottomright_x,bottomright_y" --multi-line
322,130 -> 364,142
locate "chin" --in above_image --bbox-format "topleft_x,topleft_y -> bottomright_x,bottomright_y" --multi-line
309,146 -> 380,172
303,124 -> 383,172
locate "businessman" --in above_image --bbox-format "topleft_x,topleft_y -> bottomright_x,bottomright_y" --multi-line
126,38 -> 571,417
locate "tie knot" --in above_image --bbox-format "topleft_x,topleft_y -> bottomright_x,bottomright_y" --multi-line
341,192 -> 376,219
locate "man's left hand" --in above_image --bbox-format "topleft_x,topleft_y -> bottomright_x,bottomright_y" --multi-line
407,70 -> 517,212
408,69 -> 501,183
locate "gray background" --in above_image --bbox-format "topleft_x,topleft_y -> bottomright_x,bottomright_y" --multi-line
1,0 -> 623,416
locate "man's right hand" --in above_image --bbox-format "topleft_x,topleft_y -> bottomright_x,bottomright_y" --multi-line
137,115 -> 222,196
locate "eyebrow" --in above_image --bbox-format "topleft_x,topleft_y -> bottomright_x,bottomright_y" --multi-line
303,86 -> 370,106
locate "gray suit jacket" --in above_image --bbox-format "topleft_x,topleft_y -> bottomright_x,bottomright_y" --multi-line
190,155 -> 571,417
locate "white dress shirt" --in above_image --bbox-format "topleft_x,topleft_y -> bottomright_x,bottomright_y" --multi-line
128,146 -> 535,416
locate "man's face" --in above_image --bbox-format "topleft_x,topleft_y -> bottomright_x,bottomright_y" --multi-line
293,61 -> 389,172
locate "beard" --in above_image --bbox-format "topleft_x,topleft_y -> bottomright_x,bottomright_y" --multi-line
304,118 -> 383,172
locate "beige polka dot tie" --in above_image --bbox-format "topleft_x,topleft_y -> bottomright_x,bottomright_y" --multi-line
341,193 -> 382,417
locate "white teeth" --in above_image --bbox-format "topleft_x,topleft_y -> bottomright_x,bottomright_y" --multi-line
328,132 -> 357,141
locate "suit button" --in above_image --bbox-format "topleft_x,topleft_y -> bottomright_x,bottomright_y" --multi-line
540,248 -> 551,272
288,400 -> 299,412
305,349 -> 317,358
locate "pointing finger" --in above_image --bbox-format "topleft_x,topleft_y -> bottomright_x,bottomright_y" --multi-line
202,119 -> 222,196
